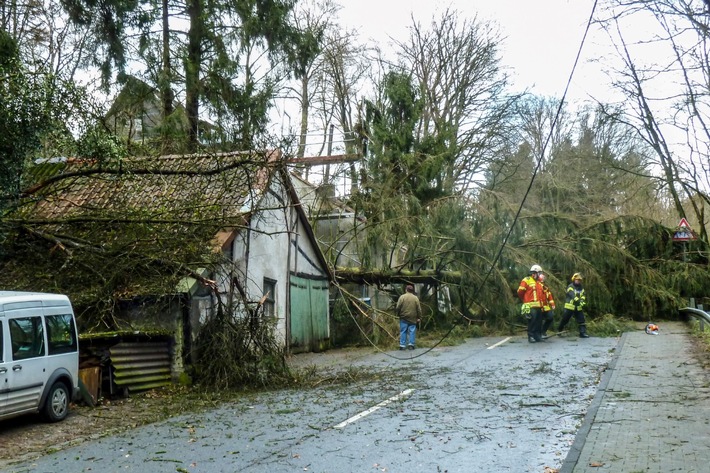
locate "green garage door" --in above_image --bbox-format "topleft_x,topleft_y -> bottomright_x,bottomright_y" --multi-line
289,276 -> 329,352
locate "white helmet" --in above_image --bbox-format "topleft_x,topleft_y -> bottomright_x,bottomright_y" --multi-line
530,264 -> 542,273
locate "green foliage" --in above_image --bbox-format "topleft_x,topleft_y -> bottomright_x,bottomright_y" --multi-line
419,322 -> 488,347
330,290 -> 396,348
0,219 -> 221,327
587,313 -> 637,337
688,319 -> 710,360
60,0 -> 142,86
0,33 -> 51,204
329,297 -> 360,346
76,125 -> 128,162
61,0 -> 322,151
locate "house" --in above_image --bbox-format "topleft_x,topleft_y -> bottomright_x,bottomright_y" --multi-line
15,151 -> 332,382
288,172 -> 452,345
104,76 -> 165,144
288,173 -> 404,330
104,76 -> 216,149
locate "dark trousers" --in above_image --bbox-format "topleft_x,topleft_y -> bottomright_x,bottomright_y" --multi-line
541,310 -> 555,335
527,307 -> 543,341
559,309 -> 586,335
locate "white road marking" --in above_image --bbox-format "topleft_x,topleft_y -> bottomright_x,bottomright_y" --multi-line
487,337 -> 511,349
333,388 -> 415,429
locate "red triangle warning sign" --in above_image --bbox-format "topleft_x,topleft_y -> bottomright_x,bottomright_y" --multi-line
673,218 -> 696,241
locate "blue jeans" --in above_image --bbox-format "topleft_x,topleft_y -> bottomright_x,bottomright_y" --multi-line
400,320 -> 417,347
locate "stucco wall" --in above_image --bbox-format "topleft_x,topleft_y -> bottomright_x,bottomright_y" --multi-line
210,173 -> 329,348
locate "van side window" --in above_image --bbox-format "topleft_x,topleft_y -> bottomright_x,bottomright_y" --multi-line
9,317 -> 45,360
46,314 -> 78,355
0,320 -> 3,363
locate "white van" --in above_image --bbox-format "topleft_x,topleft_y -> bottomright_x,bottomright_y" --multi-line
0,291 -> 79,422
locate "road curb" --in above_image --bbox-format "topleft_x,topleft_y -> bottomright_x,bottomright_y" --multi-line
559,333 -> 626,473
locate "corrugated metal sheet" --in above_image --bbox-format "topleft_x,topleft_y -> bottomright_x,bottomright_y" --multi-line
109,341 -> 172,393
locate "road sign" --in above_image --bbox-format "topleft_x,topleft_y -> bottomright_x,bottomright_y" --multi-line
673,218 -> 696,241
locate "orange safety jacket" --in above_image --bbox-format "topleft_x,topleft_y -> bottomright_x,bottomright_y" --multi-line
541,283 -> 555,312
517,276 -> 545,308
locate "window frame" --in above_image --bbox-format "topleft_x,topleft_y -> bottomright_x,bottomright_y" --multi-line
262,278 -> 277,318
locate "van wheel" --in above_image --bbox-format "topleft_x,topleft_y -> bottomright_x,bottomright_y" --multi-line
43,382 -> 70,422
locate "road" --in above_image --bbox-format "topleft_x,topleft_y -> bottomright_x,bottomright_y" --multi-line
1,335 -> 618,473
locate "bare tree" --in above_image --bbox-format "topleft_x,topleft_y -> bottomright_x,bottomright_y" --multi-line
394,9 -> 517,195
1,0 -> 93,81
284,0 -> 370,194
597,0 -> 710,240
286,0 -> 340,159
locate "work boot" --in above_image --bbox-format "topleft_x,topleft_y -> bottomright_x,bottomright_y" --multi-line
579,325 -> 589,338
579,333 -> 590,338
528,337 -> 537,343
407,345 -> 415,350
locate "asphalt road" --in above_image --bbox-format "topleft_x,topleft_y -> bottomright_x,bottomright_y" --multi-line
1,334 -> 618,473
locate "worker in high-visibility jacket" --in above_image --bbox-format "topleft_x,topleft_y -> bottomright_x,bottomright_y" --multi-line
517,264 -> 545,343
538,273 -> 556,337
558,273 -> 589,338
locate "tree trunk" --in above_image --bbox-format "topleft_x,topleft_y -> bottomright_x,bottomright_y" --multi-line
334,267 -> 462,286
185,0 -> 202,152
161,0 -> 175,152
298,77 -> 308,158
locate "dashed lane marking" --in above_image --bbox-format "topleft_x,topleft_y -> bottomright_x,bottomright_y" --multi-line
487,337 -> 511,349
333,388 -> 415,429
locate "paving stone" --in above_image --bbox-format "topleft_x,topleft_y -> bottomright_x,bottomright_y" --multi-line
561,323 -> 710,473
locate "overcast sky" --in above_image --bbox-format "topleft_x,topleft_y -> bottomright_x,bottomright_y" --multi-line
338,0 -> 613,105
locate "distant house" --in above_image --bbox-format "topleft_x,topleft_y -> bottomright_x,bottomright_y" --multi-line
290,172 -> 452,338
290,173 -> 369,269
104,76 -> 170,145
20,152 -> 332,365
289,173 -> 406,312
104,76 -> 215,148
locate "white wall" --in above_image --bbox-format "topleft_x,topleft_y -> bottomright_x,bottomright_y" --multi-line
217,172 -> 328,347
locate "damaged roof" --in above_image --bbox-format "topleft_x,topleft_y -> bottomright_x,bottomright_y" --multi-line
23,151 -> 279,226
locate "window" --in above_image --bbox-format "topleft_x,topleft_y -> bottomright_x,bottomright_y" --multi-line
0,320 -> 3,363
46,314 -> 78,355
263,278 -> 276,318
10,317 -> 45,360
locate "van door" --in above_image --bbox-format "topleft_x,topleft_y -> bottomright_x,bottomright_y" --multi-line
6,314 -> 47,415
0,319 -> 8,415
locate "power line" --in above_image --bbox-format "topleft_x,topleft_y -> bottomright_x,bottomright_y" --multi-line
491,0 -> 601,282
384,0 -> 601,358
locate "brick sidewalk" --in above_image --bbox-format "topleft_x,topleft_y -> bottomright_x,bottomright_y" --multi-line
560,322 -> 710,472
